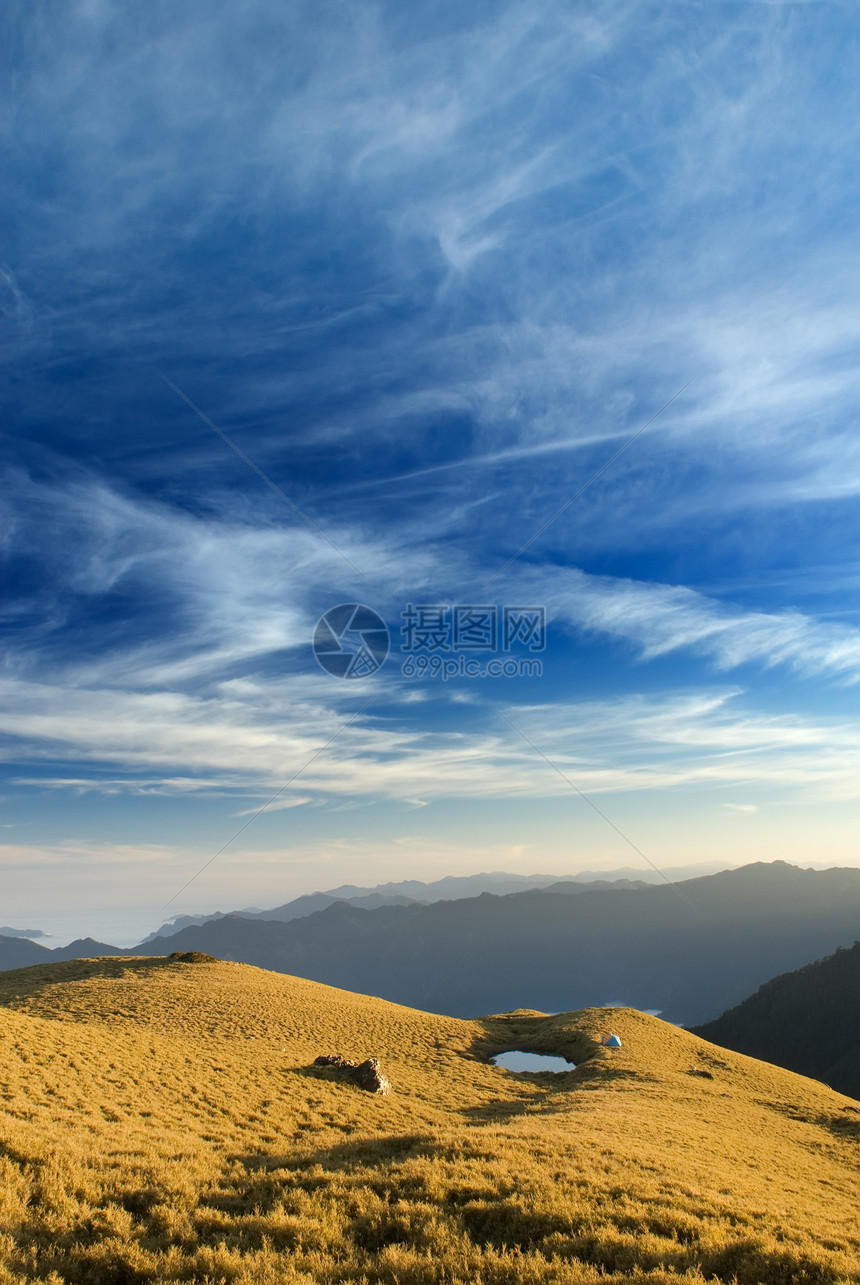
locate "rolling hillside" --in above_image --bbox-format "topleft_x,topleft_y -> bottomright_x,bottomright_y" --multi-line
0,953 -> 858,1283
693,940 -> 860,1099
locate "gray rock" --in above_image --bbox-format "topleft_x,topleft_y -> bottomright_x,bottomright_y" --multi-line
312,1054 -> 391,1094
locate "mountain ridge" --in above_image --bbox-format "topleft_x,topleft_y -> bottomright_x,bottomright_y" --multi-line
141,868 -> 660,942
693,939 -> 860,1098
121,861 -> 860,1024
4,862 -> 860,1028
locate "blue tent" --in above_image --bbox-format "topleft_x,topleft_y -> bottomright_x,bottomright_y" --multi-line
602,1034 -> 622,1048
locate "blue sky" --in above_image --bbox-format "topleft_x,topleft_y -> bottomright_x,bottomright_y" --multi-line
4,0 -> 860,940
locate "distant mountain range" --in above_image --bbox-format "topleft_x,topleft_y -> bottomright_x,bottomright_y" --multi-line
1,863 -> 738,949
693,939 -> 860,1099
139,866 -> 711,941
0,936 -> 126,972
3,861 -> 860,1026
0,874 -> 648,971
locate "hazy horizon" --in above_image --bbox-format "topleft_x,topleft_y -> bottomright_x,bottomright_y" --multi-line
5,857 -> 722,949
6,857 -> 860,951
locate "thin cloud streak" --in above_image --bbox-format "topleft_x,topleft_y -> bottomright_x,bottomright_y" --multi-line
543,569 -> 860,682
6,676 -> 860,805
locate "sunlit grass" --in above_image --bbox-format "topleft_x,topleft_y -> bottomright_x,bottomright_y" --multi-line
0,955 -> 858,1283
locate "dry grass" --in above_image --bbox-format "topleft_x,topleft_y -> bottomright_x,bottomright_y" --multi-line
0,954 -> 858,1284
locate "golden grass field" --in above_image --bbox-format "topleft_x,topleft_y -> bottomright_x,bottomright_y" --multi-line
0,953 -> 857,1284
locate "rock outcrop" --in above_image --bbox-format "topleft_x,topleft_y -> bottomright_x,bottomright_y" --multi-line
313,1054 -> 391,1094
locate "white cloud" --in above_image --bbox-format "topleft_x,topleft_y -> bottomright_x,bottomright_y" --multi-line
8,462 -> 860,819
13,776 -> 247,797
6,671 -> 860,806
541,567 -> 860,681
233,795 -> 312,816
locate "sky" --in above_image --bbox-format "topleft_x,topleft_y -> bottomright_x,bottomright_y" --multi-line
3,0 -> 860,943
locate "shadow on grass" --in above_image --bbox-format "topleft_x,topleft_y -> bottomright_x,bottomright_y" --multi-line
460,1092 -> 568,1124
229,1131 -> 441,1177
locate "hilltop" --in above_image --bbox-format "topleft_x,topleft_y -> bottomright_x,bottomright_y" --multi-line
0,954 -> 858,1283
693,940 -> 860,1099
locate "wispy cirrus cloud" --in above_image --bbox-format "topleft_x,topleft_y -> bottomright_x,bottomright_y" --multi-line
6,670 -> 860,806
12,464 -> 860,687
543,568 -> 860,681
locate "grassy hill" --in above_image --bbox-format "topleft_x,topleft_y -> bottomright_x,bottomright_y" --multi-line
0,955 -> 858,1284
693,940 -> 860,1100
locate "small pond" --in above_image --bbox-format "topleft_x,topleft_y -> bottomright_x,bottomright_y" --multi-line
491,1050 -> 575,1073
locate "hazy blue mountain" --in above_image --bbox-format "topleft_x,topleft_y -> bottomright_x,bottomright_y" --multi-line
0,926 -> 47,939
314,872 -> 593,900
143,872 -> 575,940
140,912 -> 231,941
143,867 -> 693,943
0,935 -> 125,970
536,879 -> 647,895
692,940 -> 860,1099
51,938 -> 125,962
142,892 -> 421,942
123,862 -> 860,1025
0,936 -> 50,970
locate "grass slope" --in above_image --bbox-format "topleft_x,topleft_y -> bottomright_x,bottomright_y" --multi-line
0,954 -> 858,1284
693,940 -> 860,1099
